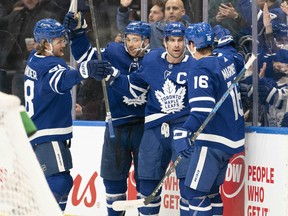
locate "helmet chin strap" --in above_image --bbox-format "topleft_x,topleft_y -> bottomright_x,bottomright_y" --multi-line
125,40 -> 149,57
186,44 -> 196,59
45,43 -> 54,56
133,41 -> 150,57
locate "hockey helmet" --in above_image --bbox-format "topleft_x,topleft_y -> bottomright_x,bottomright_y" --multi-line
213,25 -> 234,47
125,21 -> 151,39
185,22 -> 214,49
34,18 -> 67,43
163,22 -> 186,38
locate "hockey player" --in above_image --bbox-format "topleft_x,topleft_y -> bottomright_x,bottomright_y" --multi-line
64,12 -> 150,216
107,22 -> 195,216
212,24 -> 245,73
172,22 -> 245,215
24,18 -> 112,211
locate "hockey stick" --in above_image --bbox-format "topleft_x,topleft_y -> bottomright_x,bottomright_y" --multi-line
69,0 -> 77,13
88,0 -> 114,138
112,54 -> 257,211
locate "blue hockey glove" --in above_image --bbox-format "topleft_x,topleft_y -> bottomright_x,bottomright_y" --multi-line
173,127 -> 194,158
258,77 -> 277,105
78,60 -> 113,81
63,12 -> 87,38
213,25 -> 234,47
105,66 -> 120,85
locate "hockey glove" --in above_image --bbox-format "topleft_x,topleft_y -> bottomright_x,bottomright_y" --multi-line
105,67 -> 120,85
213,25 -> 234,47
63,12 -> 87,39
78,60 -> 113,81
258,77 -> 277,105
173,127 -> 194,158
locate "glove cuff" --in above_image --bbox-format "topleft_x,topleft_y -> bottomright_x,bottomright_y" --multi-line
173,127 -> 191,140
68,28 -> 87,40
106,67 -> 120,85
78,61 -> 89,79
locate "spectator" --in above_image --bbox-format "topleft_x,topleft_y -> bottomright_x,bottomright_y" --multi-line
208,0 -> 251,44
280,0 -> 288,14
0,0 -> 60,104
257,49 -> 288,127
117,0 -> 189,48
116,0 -> 165,33
149,0 -> 165,23
257,0 -> 286,52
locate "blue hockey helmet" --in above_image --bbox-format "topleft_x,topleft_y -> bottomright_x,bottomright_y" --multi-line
34,18 -> 67,43
164,22 -> 186,38
125,21 -> 151,39
185,22 -> 214,49
213,25 -> 234,47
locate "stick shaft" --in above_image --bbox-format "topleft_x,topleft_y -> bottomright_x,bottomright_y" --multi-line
88,0 -> 114,138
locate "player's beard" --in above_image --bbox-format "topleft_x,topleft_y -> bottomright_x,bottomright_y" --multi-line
167,47 -> 186,63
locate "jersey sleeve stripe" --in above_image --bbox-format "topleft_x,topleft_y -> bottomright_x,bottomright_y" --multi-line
190,107 -> 213,113
189,96 -> 215,103
76,46 -> 94,63
49,69 -> 65,94
197,133 -> 245,149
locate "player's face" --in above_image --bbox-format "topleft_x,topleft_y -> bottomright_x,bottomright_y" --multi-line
22,0 -> 39,10
149,5 -> 164,23
165,0 -> 185,22
164,36 -> 185,63
125,34 -> 146,57
52,36 -> 67,57
273,61 -> 288,74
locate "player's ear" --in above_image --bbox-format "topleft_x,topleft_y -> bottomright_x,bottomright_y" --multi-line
163,39 -> 167,49
144,38 -> 149,46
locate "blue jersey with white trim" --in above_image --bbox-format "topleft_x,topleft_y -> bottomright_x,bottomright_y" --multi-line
213,44 -> 245,74
24,51 -> 84,145
71,34 -> 146,126
183,54 -> 245,154
111,49 -> 195,129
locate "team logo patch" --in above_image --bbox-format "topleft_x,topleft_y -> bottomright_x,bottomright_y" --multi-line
155,79 -> 186,114
123,93 -> 146,107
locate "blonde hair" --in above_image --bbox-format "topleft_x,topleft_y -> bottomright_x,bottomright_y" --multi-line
35,39 -> 47,55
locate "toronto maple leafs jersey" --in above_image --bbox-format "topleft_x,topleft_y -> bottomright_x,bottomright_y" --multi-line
111,49 -> 195,129
183,54 -> 245,154
24,51 -> 84,145
70,34 -> 146,126
213,44 -> 245,74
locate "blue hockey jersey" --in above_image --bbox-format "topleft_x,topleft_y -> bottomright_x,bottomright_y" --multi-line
183,54 -> 245,154
111,49 -> 195,129
71,34 -> 146,126
24,51 -> 84,145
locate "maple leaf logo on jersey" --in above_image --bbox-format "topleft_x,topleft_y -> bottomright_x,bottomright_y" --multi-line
155,79 -> 186,114
123,93 -> 147,107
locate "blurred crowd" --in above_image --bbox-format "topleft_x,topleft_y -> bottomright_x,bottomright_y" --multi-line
1,0 -> 288,127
